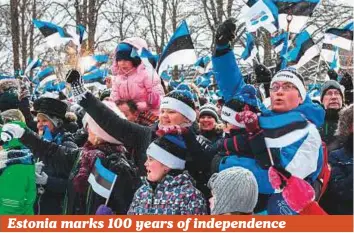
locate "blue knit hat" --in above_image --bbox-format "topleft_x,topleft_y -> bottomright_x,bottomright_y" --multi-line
146,135 -> 187,170
115,43 -> 141,66
221,85 -> 264,127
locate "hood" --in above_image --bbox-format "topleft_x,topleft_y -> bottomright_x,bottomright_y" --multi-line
0,149 -> 34,172
263,94 -> 325,127
144,171 -> 195,189
111,37 -> 149,76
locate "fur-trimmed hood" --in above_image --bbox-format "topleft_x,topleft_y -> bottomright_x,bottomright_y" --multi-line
0,79 -> 20,94
335,104 -> 353,137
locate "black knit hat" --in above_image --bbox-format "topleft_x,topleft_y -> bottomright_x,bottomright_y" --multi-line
146,135 -> 187,170
115,43 -> 141,67
199,103 -> 219,121
33,97 -> 68,120
161,90 -> 196,122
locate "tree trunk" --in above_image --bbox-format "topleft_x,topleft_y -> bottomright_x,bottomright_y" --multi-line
87,0 -> 96,53
20,0 -> 27,70
29,0 -> 36,79
10,0 -> 20,75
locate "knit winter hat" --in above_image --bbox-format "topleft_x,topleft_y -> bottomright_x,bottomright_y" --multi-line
320,80 -> 344,102
208,167 -> 258,215
221,85 -> 263,128
271,67 -> 306,101
0,109 -> 25,123
0,79 -> 20,112
82,100 -> 126,145
160,90 -> 196,122
115,42 -> 141,67
146,135 -> 187,170
199,104 -> 219,122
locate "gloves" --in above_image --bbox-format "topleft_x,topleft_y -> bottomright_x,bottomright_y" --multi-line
35,171 -> 48,185
327,69 -> 338,81
95,204 -> 113,215
35,161 -> 45,174
66,69 -> 87,101
254,64 -> 272,84
215,18 -> 236,46
268,166 -> 315,213
156,125 -> 188,137
0,123 -> 25,142
236,108 -> 260,134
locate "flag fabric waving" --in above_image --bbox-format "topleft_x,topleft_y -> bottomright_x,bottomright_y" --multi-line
241,33 -> 258,62
156,20 -> 197,75
88,158 -> 117,199
244,0 -> 278,33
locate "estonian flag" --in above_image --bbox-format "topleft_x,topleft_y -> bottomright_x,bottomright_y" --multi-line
24,58 -> 42,74
323,24 -> 353,51
156,20 -> 197,75
273,0 -> 321,33
271,32 -> 288,55
320,43 -> 337,63
285,30 -> 319,69
244,0 -> 278,33
88,158 -> 117,199
33,19 -> 73,47
82,68 -> 108,83
33,66 -> 55,84
139,47 -> 158,78
241,33 -> 258,62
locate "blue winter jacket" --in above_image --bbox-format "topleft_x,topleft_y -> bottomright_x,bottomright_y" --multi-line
213,50 -> 325,194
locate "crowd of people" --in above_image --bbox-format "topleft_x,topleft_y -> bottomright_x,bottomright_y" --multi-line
0,19 -> 352,216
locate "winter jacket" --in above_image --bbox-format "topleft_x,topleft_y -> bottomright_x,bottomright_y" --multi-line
320,134 -> 353,215
0,150 -> 36,215
79,93 -> 215,198
318,109 -> 340,152
110,37 -> 164,114
127,171 -> 207,215
211,49 -> 325,213
200,128 -> 223,143
19,129 -> 139,215
29,128 -> 77,215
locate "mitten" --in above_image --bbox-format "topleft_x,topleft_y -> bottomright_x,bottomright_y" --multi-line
254,64 -> 272,84
236,109 -> 260,134
327,69 -> 338,81
95,204 -> 113,215
35,171 -> 48,185
35,161 -> 45,174
1,123 -> 25,142
66,69 -> 87,102
215,18 -> 237,46
268,166 -> 315,213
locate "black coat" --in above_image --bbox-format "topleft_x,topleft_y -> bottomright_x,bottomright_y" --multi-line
20,130 -> 140,215
21,130 -> 78,214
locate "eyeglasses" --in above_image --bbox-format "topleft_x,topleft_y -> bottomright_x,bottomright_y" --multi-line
324,90 -> 341,97
270,83 -> 297,92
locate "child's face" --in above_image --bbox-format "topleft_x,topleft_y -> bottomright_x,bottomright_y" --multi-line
144,156 -> 169,182
117,60 -> 135,73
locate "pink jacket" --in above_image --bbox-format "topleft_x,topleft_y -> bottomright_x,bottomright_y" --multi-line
110,37 -> 164,114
